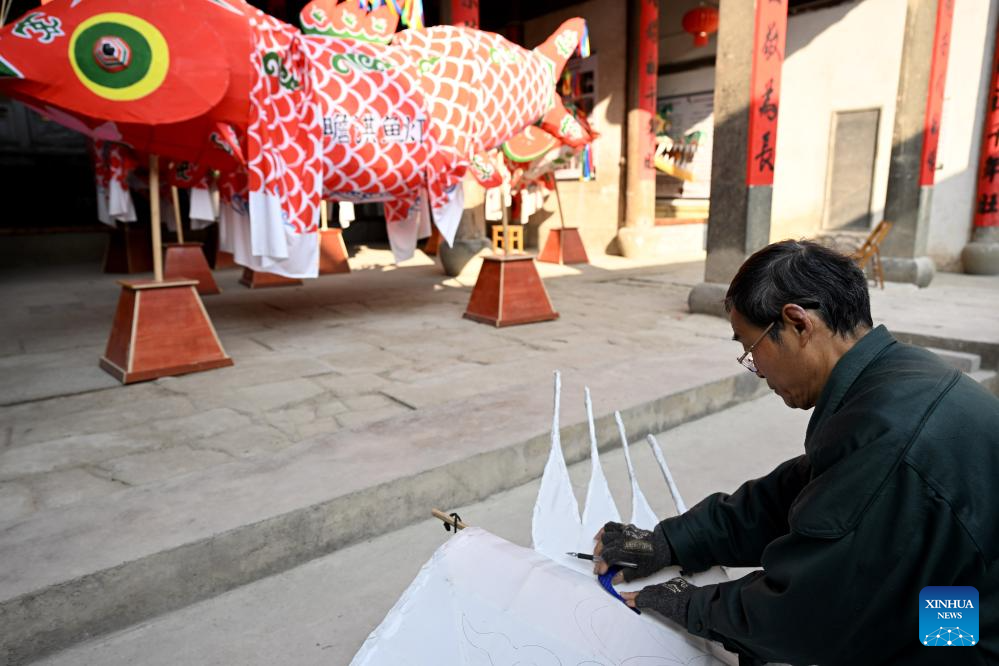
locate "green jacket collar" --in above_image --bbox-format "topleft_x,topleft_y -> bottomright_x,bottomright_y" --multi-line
804,325 -> 895,458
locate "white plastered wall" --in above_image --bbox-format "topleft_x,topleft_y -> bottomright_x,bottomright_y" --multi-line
770,0 -> 907,243
543,0 -> 996,267
927,0 -> 998,271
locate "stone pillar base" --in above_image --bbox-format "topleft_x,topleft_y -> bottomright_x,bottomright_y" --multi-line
616,225 -> 707,261
688,281 -> 730,318
962,227 -> 999,275
881,256 -> 936,288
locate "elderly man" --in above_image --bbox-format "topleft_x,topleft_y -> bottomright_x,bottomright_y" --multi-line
594,240 -> 999,665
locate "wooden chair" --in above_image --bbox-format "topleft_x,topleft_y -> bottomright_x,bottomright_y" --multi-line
851,220 -> 893,289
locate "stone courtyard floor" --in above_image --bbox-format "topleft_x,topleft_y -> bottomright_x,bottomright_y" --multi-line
0,248 -> 718,523
1,244 -> 997,664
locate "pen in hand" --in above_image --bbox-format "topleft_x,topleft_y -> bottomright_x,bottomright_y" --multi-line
566,552 -> 638,569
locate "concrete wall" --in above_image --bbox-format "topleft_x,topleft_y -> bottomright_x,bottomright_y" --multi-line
658,0 -> 998,271
523,0 -> 627,254
771,0 -> 906,243
775,0 -> 997,270
927,0 -> 999,271
659,68 -> 714,98
656,1 -> 908,250
527,0 -> 997,268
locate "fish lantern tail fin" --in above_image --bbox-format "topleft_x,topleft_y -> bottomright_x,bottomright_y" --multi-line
534,19 -> 592,148
533,18 -> 590,81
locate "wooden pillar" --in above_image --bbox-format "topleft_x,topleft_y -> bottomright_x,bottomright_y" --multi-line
449,0 -> 479,29
689,0 -> 788,316
881,0 -> 954,286
617,0 -> 659,258
962,12 -> 999,275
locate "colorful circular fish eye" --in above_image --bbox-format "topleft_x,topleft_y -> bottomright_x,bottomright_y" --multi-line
92,36 -> 131,73
69,13 -> 169,101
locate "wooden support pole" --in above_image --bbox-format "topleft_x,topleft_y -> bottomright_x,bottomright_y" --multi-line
501,195 -> 510,256
552,177 -> 566,230
171,185 -> 185,244
431,508 -> 469,530
320,199 -> 329,231
149,155 -> 163,282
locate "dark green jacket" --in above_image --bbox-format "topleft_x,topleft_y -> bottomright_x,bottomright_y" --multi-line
661,326 -> 999,665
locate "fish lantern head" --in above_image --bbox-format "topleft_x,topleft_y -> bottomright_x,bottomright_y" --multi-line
0,0 -> 251,129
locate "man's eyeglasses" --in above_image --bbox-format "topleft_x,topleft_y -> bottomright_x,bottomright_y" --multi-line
737,322 -> 775,374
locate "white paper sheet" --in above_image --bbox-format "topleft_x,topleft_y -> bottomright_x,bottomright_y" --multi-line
531,371 -> 582,567
243,190 -> 320,278
338,201 -> 355,229
351,528 -> 729,666
579,387 -> 621,559
387,193 -> 433,263
431,183 -> 464,249
189,187 -> 218,230
354,375 -> 739,666
224,199 -> 319,278
615,411 -> 659,530
531,376 -> 731,609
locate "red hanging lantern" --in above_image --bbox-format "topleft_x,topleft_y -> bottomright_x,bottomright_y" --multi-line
682,5 -> 719,47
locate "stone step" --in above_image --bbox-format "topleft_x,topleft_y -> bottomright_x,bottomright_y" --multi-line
0,344 -> 766,666
893,331 -> 999,374
5,337 -> 996,665
925,347 -> 982,373
28,369 -> 999,666
970,369 -> 998,395
30,392 -> 811,666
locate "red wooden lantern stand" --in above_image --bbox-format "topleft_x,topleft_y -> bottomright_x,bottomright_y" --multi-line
164,243 -> 221,294
537,179 -> 589,265
100,279 -> 232,383
239,268 -> 304,288
463,255 -> 559,326
538,229 -> 588,265
162,186 -> 221,295
319,230 -> 351,274
318,202 -> 351,274
463,205 -> 558,327
100,156 -> 232,384
215,248 -> 237,270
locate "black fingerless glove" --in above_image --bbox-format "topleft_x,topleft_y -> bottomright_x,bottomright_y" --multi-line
599,521 -> 672,582
635,577 -> 696,626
